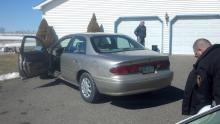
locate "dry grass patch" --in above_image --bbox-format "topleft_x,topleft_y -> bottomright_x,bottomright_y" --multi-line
0,54 -> 18,75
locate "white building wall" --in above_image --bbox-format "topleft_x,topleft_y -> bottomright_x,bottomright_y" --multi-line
40,0 -> 220,53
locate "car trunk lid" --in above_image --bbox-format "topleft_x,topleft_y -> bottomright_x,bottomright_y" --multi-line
104,50 -> 170,75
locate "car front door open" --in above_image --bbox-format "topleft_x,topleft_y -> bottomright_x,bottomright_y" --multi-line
19,36 -> 49,79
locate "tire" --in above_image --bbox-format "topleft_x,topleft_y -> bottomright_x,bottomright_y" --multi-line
79,72 -> 100,103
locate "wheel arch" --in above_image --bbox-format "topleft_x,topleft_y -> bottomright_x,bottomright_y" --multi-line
77,70 -> 89,83
77,69 -> 101,91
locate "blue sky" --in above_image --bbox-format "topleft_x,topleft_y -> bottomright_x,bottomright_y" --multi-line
0,0 -> 43,32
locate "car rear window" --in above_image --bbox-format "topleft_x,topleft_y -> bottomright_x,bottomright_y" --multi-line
90,35 -> 145,53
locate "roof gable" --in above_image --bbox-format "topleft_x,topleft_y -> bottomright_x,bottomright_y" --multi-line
33,0 -> 54,10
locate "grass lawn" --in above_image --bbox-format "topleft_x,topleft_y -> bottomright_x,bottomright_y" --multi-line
0,54 -> 18,75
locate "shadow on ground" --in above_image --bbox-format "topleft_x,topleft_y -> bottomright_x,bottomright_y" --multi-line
108,86 -> 183,109
35,79 -> 79,90
35,79 -> 62,88
35,79 -> 183,110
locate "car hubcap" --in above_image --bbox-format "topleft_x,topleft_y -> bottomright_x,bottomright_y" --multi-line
81,77 -> 92,98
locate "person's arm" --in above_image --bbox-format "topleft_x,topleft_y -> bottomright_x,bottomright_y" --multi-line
212,63 -> 220,104
143,26 -> 146,38
134,26 -> 139,36
182,69 -> 197,115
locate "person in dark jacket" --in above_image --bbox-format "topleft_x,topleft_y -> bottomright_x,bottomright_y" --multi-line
182,38 -> 220,115
134,21 -> 146,46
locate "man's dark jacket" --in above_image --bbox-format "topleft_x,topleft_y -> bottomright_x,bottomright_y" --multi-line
134,25 -> 146,39
182,44 -> 220,115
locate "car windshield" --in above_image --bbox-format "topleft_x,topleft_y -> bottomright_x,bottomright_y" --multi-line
177,105 -> 220,124
90,35 -> 145,53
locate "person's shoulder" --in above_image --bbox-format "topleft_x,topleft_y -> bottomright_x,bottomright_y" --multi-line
212,44 -> 220,48
135,25 -> 140,29
209,44 -> 220,53
203,44 -> 220,60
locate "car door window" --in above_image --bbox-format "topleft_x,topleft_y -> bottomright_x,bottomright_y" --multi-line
23,37 -> 43,52
60,38 -> 72,48
65,36 -> 86,54
177,106 -> 220,124
187,110 -> 220,124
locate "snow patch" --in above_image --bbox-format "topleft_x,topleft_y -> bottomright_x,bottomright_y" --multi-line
0,72 -> 20,81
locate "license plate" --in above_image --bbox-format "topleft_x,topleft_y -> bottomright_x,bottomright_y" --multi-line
141,65 -> 155,74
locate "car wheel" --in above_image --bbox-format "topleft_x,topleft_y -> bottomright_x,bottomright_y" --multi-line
79,72 -> 100,103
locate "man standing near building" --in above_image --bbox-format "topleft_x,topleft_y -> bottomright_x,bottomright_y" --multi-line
134,21 -> 146,46
182,38 -> 220,115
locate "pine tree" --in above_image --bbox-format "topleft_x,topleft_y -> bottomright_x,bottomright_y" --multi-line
87,13 -> 101,32
36,18 -> 58,47
44,26 -> 58,47
99,24 -> 104,32
36,18 -> 48,41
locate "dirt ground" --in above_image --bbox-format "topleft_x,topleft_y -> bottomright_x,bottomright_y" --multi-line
0,54 -> 18,75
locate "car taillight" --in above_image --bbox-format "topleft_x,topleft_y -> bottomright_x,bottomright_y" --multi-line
110,64 -> 141,75
155,60 -> 170,70
110,60 -> 170,75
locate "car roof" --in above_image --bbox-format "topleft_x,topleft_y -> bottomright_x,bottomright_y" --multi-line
63,32 -> 126,38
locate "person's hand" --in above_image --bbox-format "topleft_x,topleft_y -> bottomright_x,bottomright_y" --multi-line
197,75 -> 202,87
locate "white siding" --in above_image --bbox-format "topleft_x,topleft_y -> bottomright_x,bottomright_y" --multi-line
40,0 -> 220,54
163,24 -> 169,54
118,20 -> 162,51
172,19 -> 220,54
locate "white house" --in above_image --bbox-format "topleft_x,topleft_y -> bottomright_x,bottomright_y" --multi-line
34,0 -> 220,54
